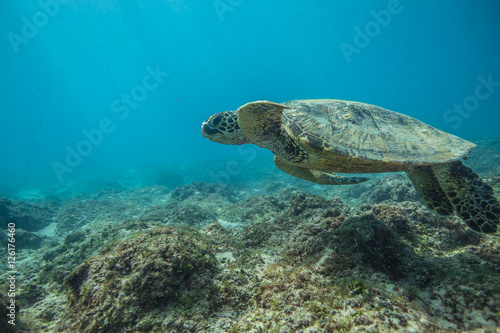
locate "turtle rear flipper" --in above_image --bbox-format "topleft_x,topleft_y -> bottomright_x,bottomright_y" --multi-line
432,161 -> 500,235
406,166 -> 454,217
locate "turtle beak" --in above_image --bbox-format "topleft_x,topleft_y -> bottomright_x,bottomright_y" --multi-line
201,122 -> 222,138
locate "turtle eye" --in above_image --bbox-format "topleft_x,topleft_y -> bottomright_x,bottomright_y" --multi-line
211,115 -> 222,127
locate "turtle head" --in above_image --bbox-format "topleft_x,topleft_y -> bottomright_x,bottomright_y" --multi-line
201,111 -> 249,145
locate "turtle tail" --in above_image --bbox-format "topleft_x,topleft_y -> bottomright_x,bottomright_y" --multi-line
432,160 -> 500,235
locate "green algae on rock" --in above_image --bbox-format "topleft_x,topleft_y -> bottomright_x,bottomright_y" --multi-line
59,227 -> 217,332
0,197 -> 57,232
2,151 -> 499,332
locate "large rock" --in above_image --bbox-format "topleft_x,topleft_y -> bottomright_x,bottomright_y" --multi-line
58,227 -> 218,332
0,198 -> 56,232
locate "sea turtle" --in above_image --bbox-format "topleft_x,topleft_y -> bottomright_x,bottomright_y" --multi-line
201,99 -> 500,235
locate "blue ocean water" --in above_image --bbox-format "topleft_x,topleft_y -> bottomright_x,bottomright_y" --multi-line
1,0 -> 499,194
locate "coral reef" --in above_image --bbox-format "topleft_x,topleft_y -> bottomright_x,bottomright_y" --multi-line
170,181 -> 246,209
221,195 -> 287,224
140,202 -> 217,228
57,227 -> 217,332
0,198 -> 57,232
1,141 -> 500,332
0,282 -> 28,333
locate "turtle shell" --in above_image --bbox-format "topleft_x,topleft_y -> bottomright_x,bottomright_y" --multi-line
281,99 -> 476,165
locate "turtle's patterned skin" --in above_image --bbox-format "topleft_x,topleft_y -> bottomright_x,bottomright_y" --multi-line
201,99 -> 500,235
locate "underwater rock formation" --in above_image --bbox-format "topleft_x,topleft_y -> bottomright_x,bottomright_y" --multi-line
55,186 -> 170,235
58,227 -> 217,332
170,181 -> 245,207
358,174 -> 420,205
2,150 -> 499,332
0,283 -> 25,333
0,198 -> 56,232
12,229 -> 47,250
221,194 -> 287,224
140,202 -> 218,228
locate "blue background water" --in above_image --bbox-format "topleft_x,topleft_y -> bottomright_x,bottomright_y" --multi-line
1,0 -> 499,194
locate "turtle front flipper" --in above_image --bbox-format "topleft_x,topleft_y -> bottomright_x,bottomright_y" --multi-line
406,166 -> 454,217
274,157 -> 370,185
432,160 -> 500,235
